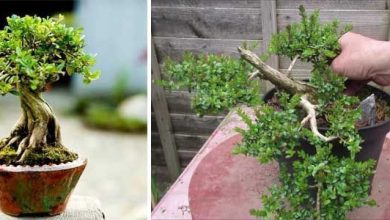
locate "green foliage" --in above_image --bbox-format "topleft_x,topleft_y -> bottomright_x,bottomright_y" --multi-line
238,93 -> 375,219
85,104 -> 146,133
157,5 -> 377,219
268,5 -> 351,64
160,53 -> 261,116
0,15 -> 100,94
235,7 -> 377,219
234,95 -> 301,163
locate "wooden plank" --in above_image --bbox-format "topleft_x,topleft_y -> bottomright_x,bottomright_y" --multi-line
261,0 -> 279,92
277,0 -> 387,10
280,68 -> 311,80
152,0 -> 261,8
151,40 -> 181,180
168,113 -> 224,135
152,7 -> 262,39
280,57 -> 312,70
277,9 -> 390,41
152,132 -> 209,151
164,90 -> 227,115
154,37 -> 262,61
152,148 -> 197,167
152,113 -> 225,135
151,165 -> 175,196
1,196 -> 104,220
165,91 -> 194,114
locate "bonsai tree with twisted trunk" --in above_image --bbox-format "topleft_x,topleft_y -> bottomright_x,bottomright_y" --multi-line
160,6 -> 388,219
0,15 -> 99,164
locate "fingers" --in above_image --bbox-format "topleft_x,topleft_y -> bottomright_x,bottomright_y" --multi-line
338,32 -> 351,50
331,54 -> 345,75
372,75 -> 390,86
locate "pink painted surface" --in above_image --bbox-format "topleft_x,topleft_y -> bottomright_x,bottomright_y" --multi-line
189,134 -> 279,220
152,108 -> 390,220
152,109 -> 250,219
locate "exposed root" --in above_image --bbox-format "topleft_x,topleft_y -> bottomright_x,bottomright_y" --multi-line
7,135 -> 22,147
0,87 -> 66,164
16,136 -> 29,155
300,95 -> 337,142
286,55 -> 299,78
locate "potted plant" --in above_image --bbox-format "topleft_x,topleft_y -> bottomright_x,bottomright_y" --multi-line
159,6 -> 389,219
0,15 -> 99,216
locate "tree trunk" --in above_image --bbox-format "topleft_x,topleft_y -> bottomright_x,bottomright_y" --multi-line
0,87 -> 62,163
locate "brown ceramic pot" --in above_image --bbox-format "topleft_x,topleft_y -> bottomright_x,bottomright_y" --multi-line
0,157 -> 87,216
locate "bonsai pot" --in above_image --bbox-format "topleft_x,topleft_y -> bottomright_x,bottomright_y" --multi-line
0,157 -> 87,216
264,85 -> 390,173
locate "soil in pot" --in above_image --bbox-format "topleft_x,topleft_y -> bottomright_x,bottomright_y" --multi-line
0,144 -> 77,166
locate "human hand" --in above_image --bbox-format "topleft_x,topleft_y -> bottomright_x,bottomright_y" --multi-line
331,32 -> 390,86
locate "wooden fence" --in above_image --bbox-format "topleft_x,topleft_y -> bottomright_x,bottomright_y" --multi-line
152,0 -> 390,182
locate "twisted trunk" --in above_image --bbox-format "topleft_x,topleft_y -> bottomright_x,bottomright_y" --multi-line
0,87 -> 62,163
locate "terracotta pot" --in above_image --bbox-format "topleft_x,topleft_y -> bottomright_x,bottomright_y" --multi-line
0,157 -> 87,216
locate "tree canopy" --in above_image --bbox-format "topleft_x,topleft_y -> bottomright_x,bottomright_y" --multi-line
0,15 -> 100,94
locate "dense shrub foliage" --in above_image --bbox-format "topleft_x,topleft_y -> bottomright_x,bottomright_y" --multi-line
160,53 -> 261,116
0,15 -> 99,94
160,6 -> 376,219
235,7 -> 375,219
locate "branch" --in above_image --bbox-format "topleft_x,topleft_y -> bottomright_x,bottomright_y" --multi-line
316,183 -> 322,220
300,95 -> 337,142
286,55 -> 299,78
248,70 -> 260,80
238,47 -> 314,95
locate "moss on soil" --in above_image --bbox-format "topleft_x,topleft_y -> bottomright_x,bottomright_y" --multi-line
0,145 -> 78,166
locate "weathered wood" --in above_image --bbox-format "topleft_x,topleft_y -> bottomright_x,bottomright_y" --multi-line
277,9 -> 390,41
154,37 -> 262,61
0,196 -> 104,220
151,165 -> 174,193
280,57 -> 312,70
152,41 -> 181,180
152,113 -> 225,135
280,68 -> 312,80
261,0 -> 279,92
277,0 -> 387,10
164,90 -> 227,115
152,7 -> 262,39
152,148 -> 197,167
152,0 -> 261,8
164,91 -> 194,113
152,132 -> 209,151
239,47 -> 313,94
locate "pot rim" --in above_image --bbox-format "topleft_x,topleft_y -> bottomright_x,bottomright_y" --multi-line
263,85 -> 390,132
0,157 -> 87,172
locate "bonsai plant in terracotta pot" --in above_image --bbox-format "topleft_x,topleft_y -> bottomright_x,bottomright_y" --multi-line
0,15 -> 99,216
159,6 -> 390,219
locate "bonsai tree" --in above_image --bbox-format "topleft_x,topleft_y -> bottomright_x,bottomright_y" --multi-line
0,15 -> 99,164
160,6 -> 387,219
